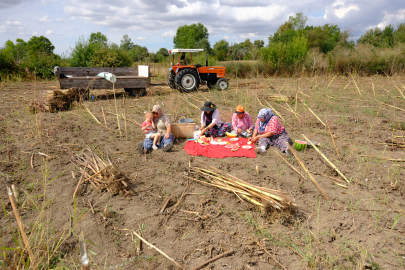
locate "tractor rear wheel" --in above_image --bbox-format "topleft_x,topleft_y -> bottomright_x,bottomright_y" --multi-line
175,69 -> 200,93
167,71 -> 175,89
216,78 -> 228,91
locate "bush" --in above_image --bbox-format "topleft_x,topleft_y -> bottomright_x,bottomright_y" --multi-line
261,35 -> 309,72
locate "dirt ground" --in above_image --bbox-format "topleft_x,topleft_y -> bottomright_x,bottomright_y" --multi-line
1,75 -> 405,269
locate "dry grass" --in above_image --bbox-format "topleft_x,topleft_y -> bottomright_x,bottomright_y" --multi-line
1,74 -> 405,269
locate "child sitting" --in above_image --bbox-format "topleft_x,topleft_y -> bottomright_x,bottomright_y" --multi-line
141,112 -> 161,150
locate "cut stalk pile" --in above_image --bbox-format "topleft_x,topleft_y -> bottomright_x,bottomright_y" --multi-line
188,165 -> 297,213
72,147 -> 133,198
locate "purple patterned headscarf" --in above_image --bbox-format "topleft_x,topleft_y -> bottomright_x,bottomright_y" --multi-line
257,108 -> 275,133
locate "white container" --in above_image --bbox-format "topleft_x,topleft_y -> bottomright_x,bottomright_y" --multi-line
193,130 -> 201,140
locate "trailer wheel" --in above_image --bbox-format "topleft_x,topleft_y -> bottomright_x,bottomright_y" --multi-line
125,88 -> 146,97
167,71 -> 175,89
175,69 -> 200,93
216,78 -> 228,91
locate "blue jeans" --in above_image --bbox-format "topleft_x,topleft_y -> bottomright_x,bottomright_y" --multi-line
143,134 -> 174,151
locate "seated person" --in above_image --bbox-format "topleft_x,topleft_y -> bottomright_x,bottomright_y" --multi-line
141,112 -> 161,150
251,108 -> 292,154
138,105 -> 174,154
231,105 -> 254,137
199,101 -> 231,137
180,53 -> 187,65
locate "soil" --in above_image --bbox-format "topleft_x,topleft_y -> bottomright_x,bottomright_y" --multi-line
1,76 -> 405,269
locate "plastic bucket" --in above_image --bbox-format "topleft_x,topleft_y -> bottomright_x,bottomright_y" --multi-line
193,130 -> 201,139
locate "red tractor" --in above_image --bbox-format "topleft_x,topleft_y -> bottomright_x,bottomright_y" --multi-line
167,49 -> 228,93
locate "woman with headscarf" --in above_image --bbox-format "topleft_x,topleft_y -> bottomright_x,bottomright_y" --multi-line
199,101 -> 231,137
251,108 -> 291,154
138,105 -> 174,154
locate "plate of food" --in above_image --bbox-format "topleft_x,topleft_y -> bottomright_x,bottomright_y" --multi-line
199,143 -> 208,146
230,138 -> 239,141
247,140 -> 252,145
224,144 -> 232,148
242,145 -> 252,149
218,141 -> 227,145
210,141 -> 219,145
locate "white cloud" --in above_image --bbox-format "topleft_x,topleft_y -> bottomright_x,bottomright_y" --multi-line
372,9 -> 405,29
161,31 -> 175,37
32,31 -> 37,35
136,36 -> 145,40
39,15 -> 51,22
223,35 -> 229,39
0,20 -> 25,33
46,30 -> 54,35
55,18 -> 64,21
240,33 -> 258,39
334,5 -> 359,19
6,20 -> 23,26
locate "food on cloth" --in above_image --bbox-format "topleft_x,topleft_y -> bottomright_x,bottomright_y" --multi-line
242,145 -> 252,149
200,136 -> 211,143
226,132 -> 237,138
210,141 -> 219,145
230,138 -> 239,141
195,136 -> 212,145
294,140 -> 308,151
231,143 -> 240,151
224,144 -> 232,148
218,141 -> 227,145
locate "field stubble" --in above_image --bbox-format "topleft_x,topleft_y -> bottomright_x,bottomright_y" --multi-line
0,74 -> 404,269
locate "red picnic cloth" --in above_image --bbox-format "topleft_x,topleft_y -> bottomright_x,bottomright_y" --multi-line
183,137 -> 256,158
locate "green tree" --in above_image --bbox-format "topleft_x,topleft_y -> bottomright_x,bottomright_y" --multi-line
91,46 -> 120,67
89,32 -> 108,46
156,48 -> 169,62
157,48 -> 169,56
195,38 -> 212,54
227,43 -> 244,60
357,25 -> 395,47
128,45 -> 149,62
254,40 -> 264,48
173,23 -> 209,49
394,22 -> 405,44
288,12 -> 308,31
120,34 -> 134,51
277,22 -> 294,33
26,36 -> 55,57
213,39 -> 229,61
69,36 -> 102,67
0,45 -> 16,74
261,35 -> 308,70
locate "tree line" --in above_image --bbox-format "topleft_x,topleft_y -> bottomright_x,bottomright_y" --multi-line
1,12 -> 405,79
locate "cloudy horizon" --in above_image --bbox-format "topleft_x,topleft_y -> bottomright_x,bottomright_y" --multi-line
0,0 -> 404,55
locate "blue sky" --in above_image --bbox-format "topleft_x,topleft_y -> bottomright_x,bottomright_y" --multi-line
1,0 -> 404,55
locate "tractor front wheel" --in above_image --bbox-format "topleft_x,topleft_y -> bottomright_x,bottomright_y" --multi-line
175,69 -> 200,93
216,78 -> 228,91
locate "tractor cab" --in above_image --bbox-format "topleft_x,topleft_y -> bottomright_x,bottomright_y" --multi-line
167,49 -> 228,93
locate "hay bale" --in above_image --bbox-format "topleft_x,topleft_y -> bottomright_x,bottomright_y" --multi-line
30,88 -> 88,113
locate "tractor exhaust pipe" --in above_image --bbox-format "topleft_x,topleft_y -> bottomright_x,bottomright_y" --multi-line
206,52 -> 208,67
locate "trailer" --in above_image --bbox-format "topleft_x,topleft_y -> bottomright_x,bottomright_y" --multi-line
54,66 -> 150,96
